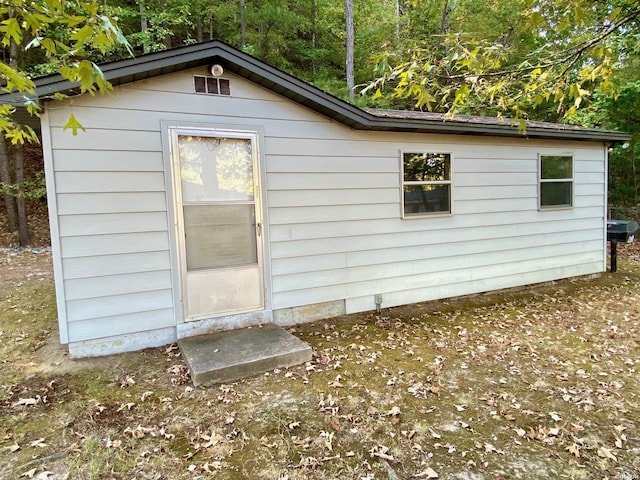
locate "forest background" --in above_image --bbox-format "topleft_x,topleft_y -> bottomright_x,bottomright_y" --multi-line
1,0 -> 639,246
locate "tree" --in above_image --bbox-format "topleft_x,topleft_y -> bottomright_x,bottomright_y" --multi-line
345,0 -> 354,99
571,80 -> 640,206
1,0 -> 130,245
364,0 -> 640,122
1,1 -> 131,141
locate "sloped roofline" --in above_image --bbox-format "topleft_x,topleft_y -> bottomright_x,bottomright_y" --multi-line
5,40 -> 630,143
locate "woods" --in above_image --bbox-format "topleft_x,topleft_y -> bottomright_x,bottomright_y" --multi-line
1,0 -> 639,245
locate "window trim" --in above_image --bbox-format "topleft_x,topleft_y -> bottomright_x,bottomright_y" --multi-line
538,154 -> 574,210
400,150 -> 453,219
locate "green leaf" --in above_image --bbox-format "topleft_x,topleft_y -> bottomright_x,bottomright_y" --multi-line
1,17 -> 22,46
63,113 -> 86,136
453,84 -> 471,107
71,25 -> 94,46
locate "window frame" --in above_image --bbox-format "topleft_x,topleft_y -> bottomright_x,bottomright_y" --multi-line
400,151 -> 453,219
193,75 -> 231,96
538,154 -> 574,210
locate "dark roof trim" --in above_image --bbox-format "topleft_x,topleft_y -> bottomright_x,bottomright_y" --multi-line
4,40 -> 630,143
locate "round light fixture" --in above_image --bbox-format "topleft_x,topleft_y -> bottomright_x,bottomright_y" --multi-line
210,64 -> 224,77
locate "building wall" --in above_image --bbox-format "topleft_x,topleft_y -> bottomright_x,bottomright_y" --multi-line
42,67 -> 607,356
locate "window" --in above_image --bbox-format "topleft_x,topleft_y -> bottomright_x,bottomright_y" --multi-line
402,152 -> 452,217
539,155 -> 573,209
194,75 -> 231,96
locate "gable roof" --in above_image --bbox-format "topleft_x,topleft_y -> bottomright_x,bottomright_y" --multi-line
3,40 -> 630,143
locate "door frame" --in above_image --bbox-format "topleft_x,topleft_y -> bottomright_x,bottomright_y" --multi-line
161,121 -> 271,326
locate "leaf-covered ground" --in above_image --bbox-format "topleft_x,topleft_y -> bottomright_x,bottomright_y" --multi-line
1,247 -> 639,480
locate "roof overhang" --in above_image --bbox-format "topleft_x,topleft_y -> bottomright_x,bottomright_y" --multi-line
1,40 -> 631,144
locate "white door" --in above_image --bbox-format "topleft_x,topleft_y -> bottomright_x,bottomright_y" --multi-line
170,128 -> 263,321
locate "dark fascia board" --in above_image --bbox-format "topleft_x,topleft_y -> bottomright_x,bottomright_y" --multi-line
3,40 -> 631,143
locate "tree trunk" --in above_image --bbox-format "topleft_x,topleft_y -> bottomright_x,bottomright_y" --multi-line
140,0 -> 150,53
196,18 -> 203,42
395,0 -> 400,42
240,0 -> 246,47
440,0 -> 457,34
345,0 -> 355,100
158,0 -> 172,49
7,26 -> 27,242
0,135 -> 18,232
13,143 -> 29,246
312,0 -> 318,49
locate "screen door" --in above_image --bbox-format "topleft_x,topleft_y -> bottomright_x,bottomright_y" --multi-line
171,129 -> 263,320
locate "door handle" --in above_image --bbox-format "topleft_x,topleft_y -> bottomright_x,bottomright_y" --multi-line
256,222 -> 262,237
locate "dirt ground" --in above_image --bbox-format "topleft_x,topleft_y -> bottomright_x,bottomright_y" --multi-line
1,245 -> 640,479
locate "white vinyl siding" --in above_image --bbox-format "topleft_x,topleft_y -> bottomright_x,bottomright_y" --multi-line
43,67 -> 607,353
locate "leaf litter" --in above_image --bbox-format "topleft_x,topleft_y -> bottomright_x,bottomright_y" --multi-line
1,249 -> 640,479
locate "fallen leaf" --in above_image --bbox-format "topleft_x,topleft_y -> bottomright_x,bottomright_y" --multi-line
34,472 -> 55,480
415,467 -> 439,478
566,444 -> 580,457
597,447 -> 617,461
484,442 -> 497,453
116,402 -> 135,412
615,437 -> 623,448
29,438 -> 47,448
370,445 -> 395,461
13,398 -> 38,407
140,391 -> 154,401
4,443 -> 20,453
320,431 -> 334,451
387,406 -> 401,416
20,468 -> 37,478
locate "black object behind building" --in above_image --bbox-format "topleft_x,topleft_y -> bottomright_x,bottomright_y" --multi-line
607,220 -> 639,272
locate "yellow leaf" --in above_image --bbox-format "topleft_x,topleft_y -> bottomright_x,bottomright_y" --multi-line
63,113 -> 86,136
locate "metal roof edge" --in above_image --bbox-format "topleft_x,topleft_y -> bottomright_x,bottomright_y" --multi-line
366,116 -> 631,142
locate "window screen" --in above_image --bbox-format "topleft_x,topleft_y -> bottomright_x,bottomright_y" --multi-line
402,152 -> 452,217
539,155 -> 573,208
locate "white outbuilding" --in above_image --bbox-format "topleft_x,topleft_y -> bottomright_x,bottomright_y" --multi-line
8,41 -> 628,357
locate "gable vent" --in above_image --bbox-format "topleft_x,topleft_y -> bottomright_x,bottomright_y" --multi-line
194,75 -> 231,96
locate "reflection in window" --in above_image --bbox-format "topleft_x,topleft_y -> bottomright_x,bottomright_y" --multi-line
179,136 -> 254,202
539,155 -> 573,208
402,152 -> 452,217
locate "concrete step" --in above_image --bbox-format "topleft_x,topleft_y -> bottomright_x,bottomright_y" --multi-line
178,324 -> 312,386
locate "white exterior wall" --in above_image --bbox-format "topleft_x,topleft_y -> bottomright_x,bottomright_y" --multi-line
42,67 -> 607,356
